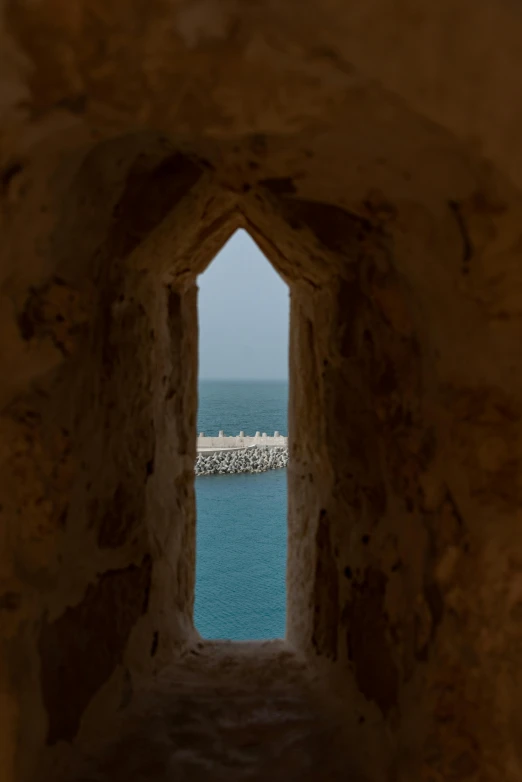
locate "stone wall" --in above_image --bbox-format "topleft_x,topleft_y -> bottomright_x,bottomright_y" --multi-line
2,3 -> 522,781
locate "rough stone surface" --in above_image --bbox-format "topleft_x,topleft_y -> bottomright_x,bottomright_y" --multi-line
39,557 -> 152,745
36,642 -> 357,782
1,2 -> 522,781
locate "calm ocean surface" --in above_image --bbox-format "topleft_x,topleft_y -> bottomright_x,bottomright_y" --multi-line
194,380 -> 288,640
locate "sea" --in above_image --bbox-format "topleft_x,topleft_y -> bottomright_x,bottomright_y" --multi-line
194,379 -> 288,641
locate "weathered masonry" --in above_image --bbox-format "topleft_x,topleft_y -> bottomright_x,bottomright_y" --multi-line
2,2 -> 522,781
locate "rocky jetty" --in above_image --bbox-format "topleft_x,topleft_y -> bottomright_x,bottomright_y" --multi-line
195,446 -> 288,476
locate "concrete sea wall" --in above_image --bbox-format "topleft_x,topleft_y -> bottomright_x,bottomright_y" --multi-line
195,432 -> 288,476
197,431 -> 287,452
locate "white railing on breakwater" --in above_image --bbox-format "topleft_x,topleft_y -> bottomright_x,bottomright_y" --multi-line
197,431 -> 287,452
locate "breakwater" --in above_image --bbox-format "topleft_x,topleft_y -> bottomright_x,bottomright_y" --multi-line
195,431 -> 288,476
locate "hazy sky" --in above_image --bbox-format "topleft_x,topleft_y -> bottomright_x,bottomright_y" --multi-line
198,230 -> 289,380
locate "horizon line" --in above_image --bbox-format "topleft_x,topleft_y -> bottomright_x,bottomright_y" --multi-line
199,377 -> 288,382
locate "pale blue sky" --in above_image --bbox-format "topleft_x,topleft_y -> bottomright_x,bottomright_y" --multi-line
198,230 -> 289,380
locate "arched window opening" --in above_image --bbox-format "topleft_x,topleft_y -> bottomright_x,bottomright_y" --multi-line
194,229 -> 289,640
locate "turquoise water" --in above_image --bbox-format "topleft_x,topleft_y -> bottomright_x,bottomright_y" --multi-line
194,380 -> 288,640
197,379 -> 288,437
